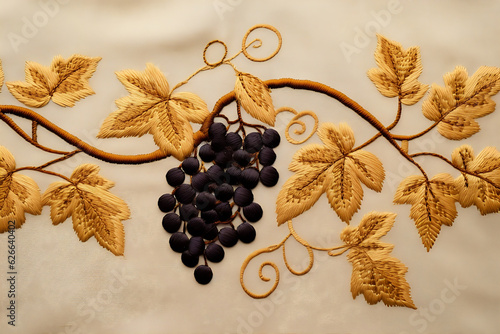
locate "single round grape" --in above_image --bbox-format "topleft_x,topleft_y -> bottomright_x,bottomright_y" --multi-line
169,232 -> 189,253
226,166 -> 242,185
215,183 -> 234,202
218,227 -> 238,247
187,217 -> 206,237
215,202 -> 232,221
244,132 -> 263,153
181,250 -> 199,268
181,157 -> 200,175
194,265 -> 213,285
166,167 -> 185,187
211,135 -> 226,152
226,132 -> 242,151
233,149 -> 252,167
201,209 -> 219,224
203,223 -> 219,240
258,147 -> 276,166
179,204 -> 199,222
209,122 -> 227,139
158,193 -> 176,212
162,212 -> 182,233
206,165 -> 224,184
234,187 -> 254,207
240,167 -> 260,189
242,202 -> 263,223
175,184 -> 196,204
237,222 -> 256,243
260,166 -> 279,187
188,236 -> 205,256
205,243 -> 225,263
191,172 -> 211,192
262,128 -> 281,148
214,147 -> 234,167
196,191 -> 216,211
199,144 -> 215,162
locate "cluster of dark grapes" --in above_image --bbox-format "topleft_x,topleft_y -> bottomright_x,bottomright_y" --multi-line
158,122 -> 281,284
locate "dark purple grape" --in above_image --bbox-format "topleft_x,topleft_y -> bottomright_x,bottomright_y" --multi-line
169,232 -> 189,252
218,227 -> 238,247
179,204 -> 199,222
240,167 -> 260,189
262,128 -> 281,148
196,192 -> 216,211
194,265 -> 213,284
205,243 -> 225,263
199,144 -> 215,162
242,203 -> 263,223
260,166 -> 279,187
215,183 -> 234,202
215,202 -> 232,221
187,217 -> 206,237
162,212 -> 182,233
209,122 -> 227,139
188,236 -> 205,256
211,135 -> 226,152
214,147 -> 234,167
181,157 -> 200,175
201,209 -> 219,224
166,167 -> 185,187
207,182 -> 218,193
234,187 -> 254,207
191,172 -> 211,192
233,149 -> 252,167
206,165 -> 224,184
181,250 -> 199,268
175,184 -> 196,204
203,223 -> 219,240
244,132 -> 263,153
258,147 -> 276,166
226,166 -> 242,185
237,222 -> 256,243
226,132 -> 242,150
158,193 -> 176,212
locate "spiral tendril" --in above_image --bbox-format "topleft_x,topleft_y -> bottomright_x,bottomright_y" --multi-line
242,24 -> 282,62
276,107 -> 319,145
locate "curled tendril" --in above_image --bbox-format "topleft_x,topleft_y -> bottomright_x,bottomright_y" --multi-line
283,240 -> 314,276
276,107 -> 319,145
241,24 -> 282,62
203,40 -> 228,67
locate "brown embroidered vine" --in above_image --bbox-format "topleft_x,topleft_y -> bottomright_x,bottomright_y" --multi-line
1,25 -> 499,309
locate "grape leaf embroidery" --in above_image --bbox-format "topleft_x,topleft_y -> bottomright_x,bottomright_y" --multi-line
276,122 -> 384,225
452,145 -> 500,214
394,173 -> 458,251
6,55 -> 101,108
234,72 -> 276,126
367,35 -> 428,106
422,66 -> 500,140
341,212 -> 416,309
97,63 -> 210,160
0,146 -> 42,232
42,164 -> 130,256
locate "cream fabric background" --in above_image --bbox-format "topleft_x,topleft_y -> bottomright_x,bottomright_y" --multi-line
1,1 -> 500,333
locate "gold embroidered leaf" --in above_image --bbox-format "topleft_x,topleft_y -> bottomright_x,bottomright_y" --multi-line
341,212 -> 396,247
0,59 -> 4,92
97,64 -> 209,160
42,164 -> 130,256
6,55 -> 101,107
367,35 -> 428,106
347,248 -> 416,309
234,72 -> 276,126
0,146 -> 42,232
394,173 -> 458,251
276,123 -> 384,225
452,145 -> 500,214
422,66 -> 500,140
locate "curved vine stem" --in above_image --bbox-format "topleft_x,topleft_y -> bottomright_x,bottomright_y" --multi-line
1,79 -> 426,177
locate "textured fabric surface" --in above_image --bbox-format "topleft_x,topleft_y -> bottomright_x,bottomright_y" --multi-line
1,1 -> 500,333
